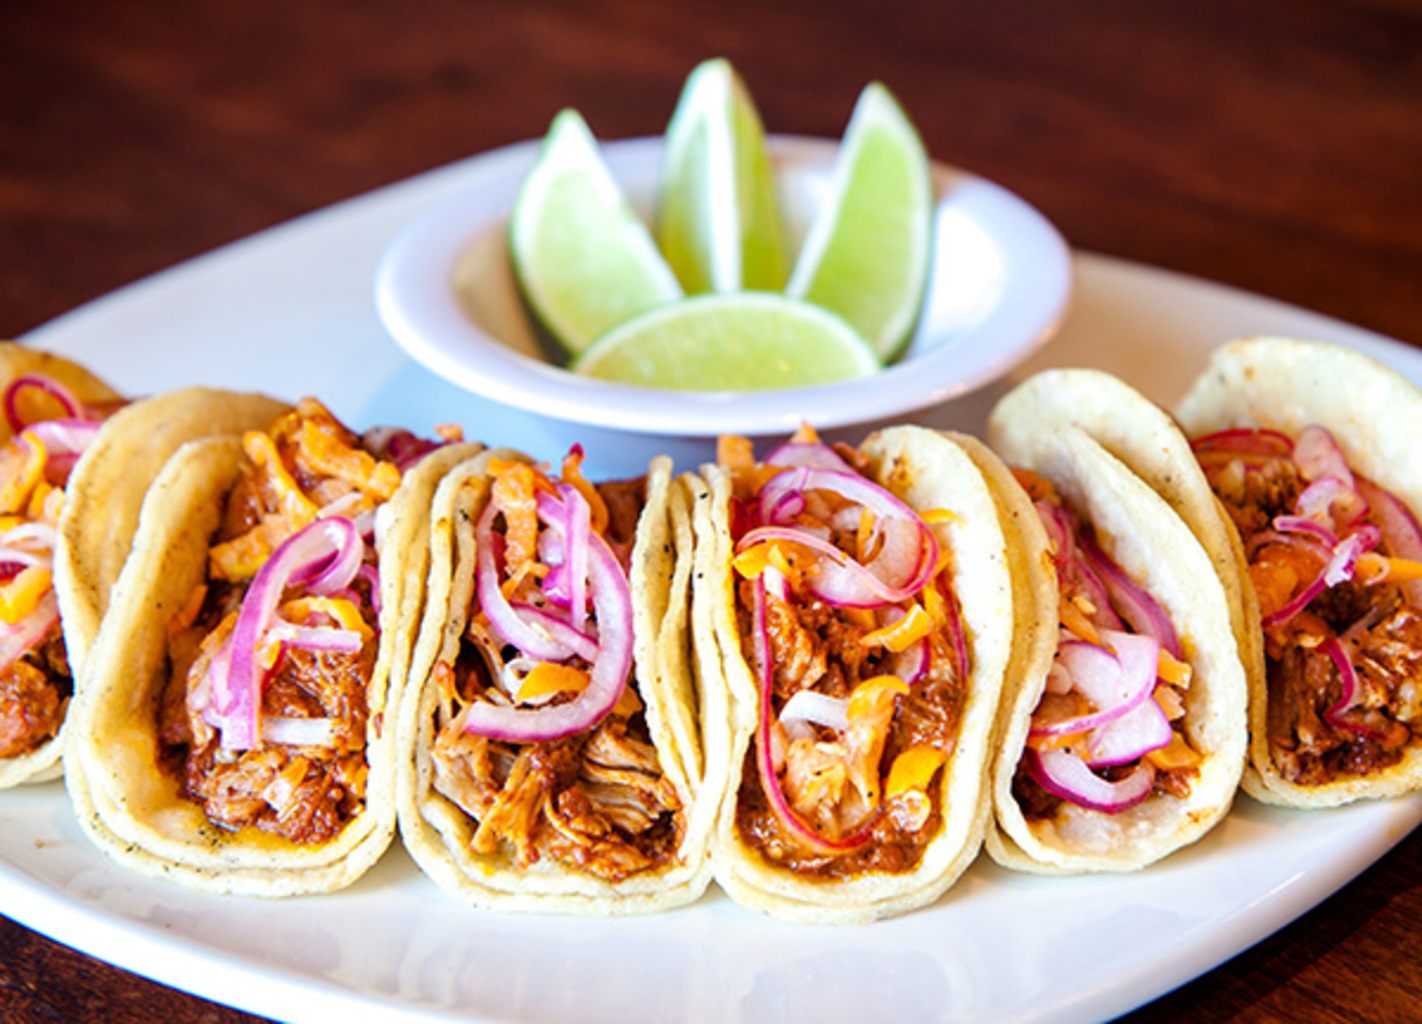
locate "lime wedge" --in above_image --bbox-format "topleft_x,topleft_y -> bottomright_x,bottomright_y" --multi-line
509,108 -> 683,356
657,58 -> 788,294
785,82 -> 934,362
571,291 -> 880,391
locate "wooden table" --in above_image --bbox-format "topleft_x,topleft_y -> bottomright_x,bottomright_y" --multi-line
3,1 -> 1420,1021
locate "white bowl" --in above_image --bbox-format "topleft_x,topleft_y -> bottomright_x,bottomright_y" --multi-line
375,135 -> 1072,437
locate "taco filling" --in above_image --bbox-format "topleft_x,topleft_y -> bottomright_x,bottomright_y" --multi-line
1193,425 -> 1422,786
425,449 -> 684,883
1010,471 -> 1201,819
717,432 -> 965,878
157,399 -> 459,844
0,374 -> 119,759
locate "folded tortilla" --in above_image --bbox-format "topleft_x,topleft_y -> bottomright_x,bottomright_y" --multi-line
0,342 -> 284,789
1174,337 -> 1422,806
693,425 -> 1013,923
65,399 -> 478,895
973,398 -> 1247,872
395,449 -> 714,914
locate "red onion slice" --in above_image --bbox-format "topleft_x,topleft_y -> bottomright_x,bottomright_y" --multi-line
749,577 -> 874,855
1293,425 -> 1355,488
754,466 -> 939,604
1077,531 -> 1180,658
1355,476 -> 1422,607
1190,427 -> 1294,457
461,506 -> 633,742
210,517 -> 368,750
1084,696 -> 1173,767
2,376 -> 94,432
764,440 -> 853,471
1028,747 -> 1156,813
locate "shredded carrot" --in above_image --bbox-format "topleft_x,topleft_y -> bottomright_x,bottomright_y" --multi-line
1059,597 -> 1102,646
490,461 -> 541,575
789,422 -> 820,445
612,682 -> 644,718
886,744 -> 945,798
846,675 -> 910,722
1011,467 -> 1055,502
1026,730 -> 1090,752
516,662 -> 589,702
1146,731 -> 1202,771
560,445 -> 610,534
919,508 -> 959,527
280,596 -> 372,637
1156,648 -> 1193,688
168,583 -> 209,635
0,436 -> 46,515
0,565 -> 51,625
860,603 -> 932,653
1357,552 -> 1422,585
855,508 -> 878,562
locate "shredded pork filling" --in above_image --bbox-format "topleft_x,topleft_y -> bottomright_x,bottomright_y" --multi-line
429,663 -> 683,882
1209,450 -> 1422,784
0,632 -> 70,759
734,562 -> 964,878
426,472 -> 685,883
158,400 -> 389,845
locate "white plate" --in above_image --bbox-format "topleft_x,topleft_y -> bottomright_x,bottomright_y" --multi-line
374,135 -> 1072,436
13,149 -> 1422,1023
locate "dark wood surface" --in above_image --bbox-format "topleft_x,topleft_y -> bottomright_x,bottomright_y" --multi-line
3,1 -> 1421,1021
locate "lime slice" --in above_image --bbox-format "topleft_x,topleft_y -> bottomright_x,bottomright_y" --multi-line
509,108 -> 683,356
571,291 -> 880,391
785,82 -> 934,362
657,58 -> 788,294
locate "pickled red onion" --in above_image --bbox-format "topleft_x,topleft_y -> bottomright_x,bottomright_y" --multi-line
1027,747 -> 1156,813
462,488 -> 633,743
2,375 -> 95,431
210,517 -> 366,750
750,578 -> 874,855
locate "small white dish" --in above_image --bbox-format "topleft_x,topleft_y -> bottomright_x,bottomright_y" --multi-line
374,135 -> 1072,437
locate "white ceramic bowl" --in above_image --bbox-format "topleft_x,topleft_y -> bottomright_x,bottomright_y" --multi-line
375,135 -> 1072,437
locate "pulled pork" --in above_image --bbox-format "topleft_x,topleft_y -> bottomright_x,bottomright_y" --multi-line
158,399 -> 390,845
1204,441 -> 1422,784
0,632 -> 70,759
429,658 -> 684,882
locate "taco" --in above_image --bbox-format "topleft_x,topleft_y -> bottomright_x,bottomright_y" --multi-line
977,383 -> 1247,873
65,398 -> 479,895
395,446 -> 712,914
1174,337 -> 1422,806
692,425 -> 1013,923
0,342 -> 283,788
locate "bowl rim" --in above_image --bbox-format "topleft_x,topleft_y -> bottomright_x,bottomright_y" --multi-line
374,134 -> 1073,437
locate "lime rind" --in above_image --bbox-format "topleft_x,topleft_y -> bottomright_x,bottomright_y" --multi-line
785,82 -> 934,363
657,59 -> 788,295
509,108 -> 683,356
571,291 -> 880,391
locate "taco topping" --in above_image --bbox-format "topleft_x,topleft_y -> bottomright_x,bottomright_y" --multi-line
1193,425 -> 1422,785
726,429 -> 965,877
1013,472 -> 1200,818
427,451 -> 684,883
0,374 -> 113,759
159,399 -> 432,844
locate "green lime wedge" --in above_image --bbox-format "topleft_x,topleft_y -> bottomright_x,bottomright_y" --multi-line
571,291 -> 880,391
785,82 -> 934,362
656,59 -> 788,294
509,109 -> 683,356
